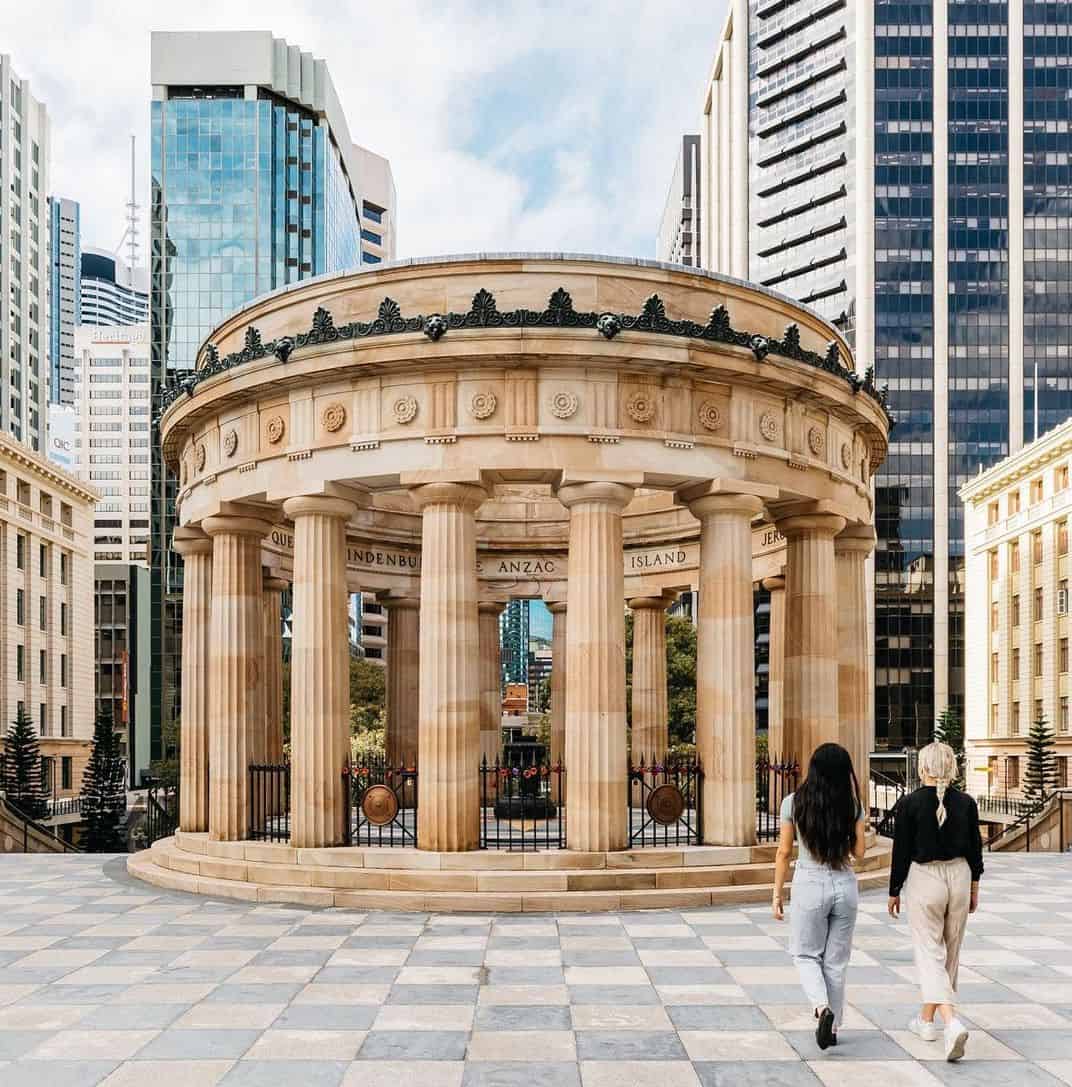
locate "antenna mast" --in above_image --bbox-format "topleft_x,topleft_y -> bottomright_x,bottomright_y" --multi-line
115,134 -> 140,271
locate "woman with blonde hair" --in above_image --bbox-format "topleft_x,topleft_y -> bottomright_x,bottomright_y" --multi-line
888,740 -> 984,1062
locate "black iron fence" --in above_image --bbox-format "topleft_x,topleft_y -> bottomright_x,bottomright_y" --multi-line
869,769 -> 905,839
977,793 -> 1041,819
627,756 -> 703,847
480,756 -> 565,850
248,763 -> 290,842
757,759 -> 799,842
145,781 -> 179,846
344,757 -> 417,847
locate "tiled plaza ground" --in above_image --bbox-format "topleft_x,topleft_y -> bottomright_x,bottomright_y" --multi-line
0,853 -> 1070,1086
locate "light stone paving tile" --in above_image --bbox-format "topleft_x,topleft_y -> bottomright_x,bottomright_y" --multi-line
54,966 -> 157,986
484,950 -> 561,966
679,1029 -> 798,1061
636,949 -> 720,967
396,966 -> 482,985
655,985 -> 751,1005
29,1028 -> 159,1060
115,983 -> 219,1004
373,1004 -> 474,1031
725,966 -> 802,985
0,1004 -> 93,1030
760,1004 -> 877,1031
887,1029 -> 1021,1061
621,925 -> 695,939
807,1063 -> 942,1087
174,1003 -> 286,1030
467,1029 -> 577,1061
415,937 -> 488,951
327,948 -> 411,966
959,1004 -> 1071,1029
564,967 -> 650,986
292,984 -> 391,1005
99,1059 -> 236,1086
172,950 -> 260,969
340,1060 -> 463,1087
580,1061 -> 700,1087
477,985 -> 569,1005
571,1005 -> 673,1029
267,935 -> 347,951
0,984 -> 41,1006
244,1028 -> 365,1060
227,965 -> 321,985
1006,983 -> 1072,1003
1039,1062 -> 1072,1085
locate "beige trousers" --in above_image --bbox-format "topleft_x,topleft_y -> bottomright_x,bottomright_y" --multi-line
905,857 -> 972,1005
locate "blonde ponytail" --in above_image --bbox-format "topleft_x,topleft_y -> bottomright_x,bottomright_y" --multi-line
919,741 -> 957,827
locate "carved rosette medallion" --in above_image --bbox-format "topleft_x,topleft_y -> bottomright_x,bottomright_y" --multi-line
469,391 -> 497,420
697,401 -> 723,432
807,426 -> 825,457
840,441 -> 852,469
393,395 -> 419,425
266,415 -> 286,444
322,403 -> 347,433
223,429 -> 238,458
195,444 -> 207,472
549,391 -> 578,420
759,412 -> 779,442
626,390 -> 656,424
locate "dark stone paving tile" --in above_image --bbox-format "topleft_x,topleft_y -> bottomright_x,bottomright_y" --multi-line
475,1005 -> 572,1030
925,1062 -> 1067,1087
630,937 -> 704,950
461,1063 -> 580,1087
694,1063 -> 822,1087
644,967 -> 733,986
667,1004 -> 772,1030
204,983 -> 303,1004
249,950 -> 332,968
783,1029 -> 912,1060
344,935 -> 419,949
358,1029 -> 468,1060
407,950 -> 486,966
560,950 -> 639,966
220,1060 -> 347,1086
16,984 -> 126,1005
315,966 -> 399,984
575,1029 -> 687,1061
714,950 -> 796,965
387,984 -> 479,1004
0,1030 -> 56,1058
273,1004 -> 378,1029
0,1060 -> 119,1087
136,1028 -> 261,1060
990,1030 -> 1072,1060
484,967 -> 563,987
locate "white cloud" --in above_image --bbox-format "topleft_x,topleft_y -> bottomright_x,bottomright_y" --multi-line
0,0 -> 726,262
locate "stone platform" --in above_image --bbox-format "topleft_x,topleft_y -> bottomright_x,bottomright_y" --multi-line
128,831 -> 892,912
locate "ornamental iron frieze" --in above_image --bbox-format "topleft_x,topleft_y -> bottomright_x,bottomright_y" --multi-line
159,286 -> 891,419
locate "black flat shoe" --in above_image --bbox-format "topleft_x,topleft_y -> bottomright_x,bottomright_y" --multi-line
816,1007 -> 836,1050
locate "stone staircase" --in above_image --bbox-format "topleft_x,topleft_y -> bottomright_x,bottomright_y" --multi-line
129,829 -> 891,912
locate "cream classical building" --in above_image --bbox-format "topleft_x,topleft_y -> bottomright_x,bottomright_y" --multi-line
0,431 -> 97,798
133,255 -> 889,910
961,419 -> 1072,798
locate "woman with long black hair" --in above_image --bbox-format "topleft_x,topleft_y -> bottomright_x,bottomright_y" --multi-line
773,742 -> 866,1050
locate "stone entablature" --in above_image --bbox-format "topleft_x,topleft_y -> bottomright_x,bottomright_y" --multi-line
158,255 -> 887,861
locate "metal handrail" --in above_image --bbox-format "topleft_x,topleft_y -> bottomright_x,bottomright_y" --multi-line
3,797 -> 83,853
985,789 -> 1070,852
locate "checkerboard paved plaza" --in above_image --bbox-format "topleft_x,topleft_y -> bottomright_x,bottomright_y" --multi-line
0,853 -> 1070,1086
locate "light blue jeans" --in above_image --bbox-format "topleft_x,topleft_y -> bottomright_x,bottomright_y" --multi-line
790,861 -> 859,1028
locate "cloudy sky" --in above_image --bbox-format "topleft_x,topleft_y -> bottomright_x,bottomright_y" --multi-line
1,0 -> 726,263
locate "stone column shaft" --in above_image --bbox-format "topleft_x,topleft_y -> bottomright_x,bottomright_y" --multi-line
174,528 -> 212,833
762,576 -> 786,761
478,602 -> 505,766
384,598 -> 420,767
836,527 -> 876,794
284,495 -> 357,849
263,577 -> 287,766
203,512 -> 272,842
629,597 -> 670,763
547,602 -> 567,804
412,482 -> 486,851
779,512 -> 847,769
559,481 -> 634,853
690,493 -> 764,846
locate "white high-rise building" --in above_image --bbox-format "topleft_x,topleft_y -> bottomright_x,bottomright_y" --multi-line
80,247 -> 148,327
656,135 -> 702,267
48,197 -> 79,406
0,55 -> 51,451
70,323 -> 151,566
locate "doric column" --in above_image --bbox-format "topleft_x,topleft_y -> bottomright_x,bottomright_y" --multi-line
282,493 -> 359,849
201,510 -> 273,841
383,596 -> 420,768
558,481 -> 635,852
547,601 -> 567,804
262,575 -> 288,766
777,509 -> 847,768
478,601 -> 506,766
628,594 -> 671,763
762,575 -> 786,761
835,526 -> 877,792
687,491 -> 765,846
410,482 -> 487,851
173,526 -> 212,833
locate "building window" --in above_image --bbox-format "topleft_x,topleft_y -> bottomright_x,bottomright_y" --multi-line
991,601 -> 999,632
1059,758 -> 1070,788
1035,698 -> 1043,724
39,596 -> 46,630
1013,595 -> 1021,627
1062,638 -> 1069,674
16,644 -> 25,681
1061,580 -> 1070,616
1035,643 -> 1044,677
1009,490 -> 1021,516
60,602 -> 67,636
1011,540 -> 1020,573
16,534 -> 26,570
989,550 -> 999,580
1012,702 -> 1021,736
1031,478 -> 1044,505
1036,586 -> 1044,621
1061,697 -> 1070,735
61,757 -> 72,790
60,654 -> 67,688
991,651 -> 999,682
988,501 -> 999,526
1034,531 -> 1043,565
60,553 -> 68,585
39,542 -> 46,575
1013,647 -> 1021,679
1058,465 -> 1070,492
60,705 -> 69,737
1008,756 -> 1020,789
39,649 -> 45,683
989,704 -> 998,737
16,589 -> 24,626
39,703 -> 47,737
1061,521 -> 1070,557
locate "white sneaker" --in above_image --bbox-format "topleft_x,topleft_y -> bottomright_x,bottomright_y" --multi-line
908,1016 -> 939,1042
944,1018 -> 969,1062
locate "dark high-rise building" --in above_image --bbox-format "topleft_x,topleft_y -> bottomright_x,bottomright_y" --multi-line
500,600 -> 531,687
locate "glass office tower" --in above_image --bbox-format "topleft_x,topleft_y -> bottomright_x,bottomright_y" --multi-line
149,32 -> 389,754
500,600 -> 531,687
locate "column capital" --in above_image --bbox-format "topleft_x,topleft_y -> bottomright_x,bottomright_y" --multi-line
556,480 -> 634,510
761,575 -> 786,593
202,510 -> 274,539
478,599 -> 508,616
686,492 -> 765,520
172,525 -> 212,557
381,593 -> 421,612
546,601 -> 568,616
282,493 -> 360,522
408,481 -> 489,513
263,574 -> 289,593
775,510 -> 847,539
835,523 -> 878,555
627,589 -> 679,611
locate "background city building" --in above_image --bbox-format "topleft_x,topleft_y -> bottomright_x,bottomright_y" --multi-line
0,431 -> 96,797
500,599 -> 530,686
961,416 -> 1072,798
48,197 -> 79,406
660,0 -> 1071,749
80,247 -> 148,327
148,30 -> 397,759
71,323 -> 151,566
0,55 -> 51,451
656,134 -> 701,267
349,592 -> 386,665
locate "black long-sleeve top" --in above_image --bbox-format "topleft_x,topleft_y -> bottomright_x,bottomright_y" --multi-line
888,785 -> 984,896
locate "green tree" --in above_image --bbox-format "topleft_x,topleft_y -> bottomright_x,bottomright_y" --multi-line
148,718 -> 180,788
350,658 -> 386,733
536,676 -> 551,714
2,707 -> 48,820
81,707 -> 127,852
1023,711 -> 1058,802
934,706 -> 965,788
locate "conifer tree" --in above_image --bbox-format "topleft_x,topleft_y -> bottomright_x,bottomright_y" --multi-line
1023,711 -> 1058,803
2,707 -> 48,820
935,706 -> 966,788
81,707 -> 127,852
